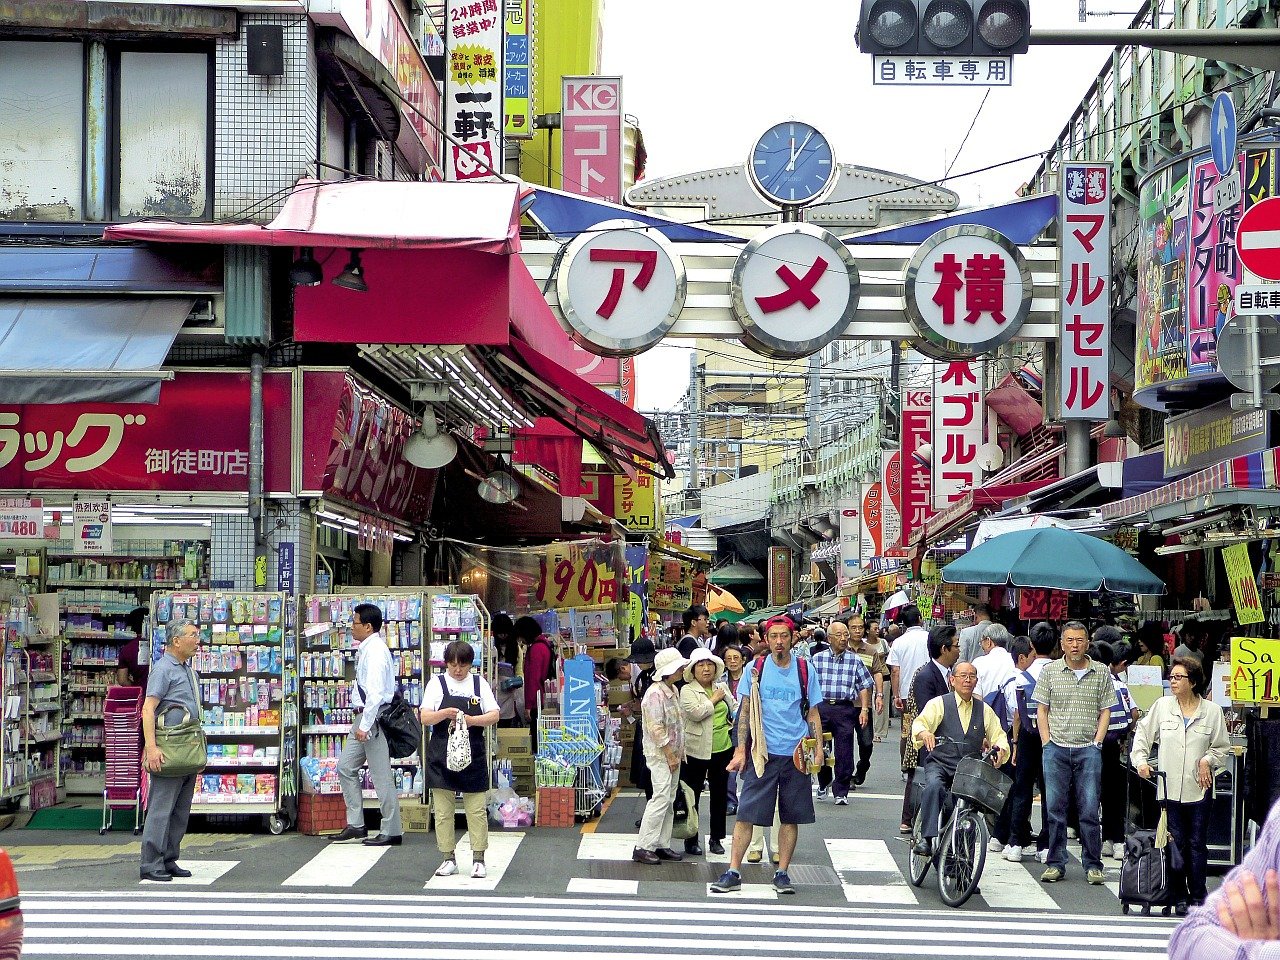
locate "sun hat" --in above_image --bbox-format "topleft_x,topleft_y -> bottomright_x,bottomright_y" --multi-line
653,647 -> 688,681
627,637 -> 658,664
683,647 -> 725,684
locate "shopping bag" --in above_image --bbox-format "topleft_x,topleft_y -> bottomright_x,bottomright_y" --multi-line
670,780 -> 700,841
446,714 -> 472,772
152,711 -> 207,778
376,693 -> 422,759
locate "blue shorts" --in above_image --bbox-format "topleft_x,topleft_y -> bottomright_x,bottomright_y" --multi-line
736,753 -> 815,827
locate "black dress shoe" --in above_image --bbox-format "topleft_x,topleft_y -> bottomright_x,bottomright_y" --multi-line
632,847 -> 660,865
708,839 -> 725,855
166,865 -> 193,878
635,819 -> 643,829
333,825 -> 368,843
913,838 -> 933,858
684,840 -> 704,856
654,847 -> 683,861
362,834 -> 403,846
140,870 -> 173,882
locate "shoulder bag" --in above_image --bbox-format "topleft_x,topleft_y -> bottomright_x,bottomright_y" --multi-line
153,710 -> 207,778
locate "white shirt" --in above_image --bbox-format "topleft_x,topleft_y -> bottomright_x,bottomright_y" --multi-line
353,632 -> 395,734
887,626 -> 930,698
975,645 -> 1018,700
422,672 -> 499,715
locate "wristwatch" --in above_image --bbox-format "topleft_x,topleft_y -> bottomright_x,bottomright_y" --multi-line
1092,740 -> 1104,749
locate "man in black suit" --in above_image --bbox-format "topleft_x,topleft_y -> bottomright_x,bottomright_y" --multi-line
903,625 -> 961,826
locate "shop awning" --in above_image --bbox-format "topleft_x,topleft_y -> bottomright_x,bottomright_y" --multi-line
1100,446 -> 1280,523
105,178 -> 524,254
527,186 -> 745,243
0,297 -> 191,403
907,480 -> 1056,551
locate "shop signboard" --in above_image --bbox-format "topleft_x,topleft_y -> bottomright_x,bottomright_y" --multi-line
444,0 -> 504,181
872,56 -> 1012,87
277,542 -> 295,595
881,450 -> 902,553
1222,543 -> 1265,625
502,0 -> 533,138
1018,588 -> 1067,621
729,223 -> 861,360
624,544 -> 648,640
1230,635 -> 1280,703
768,546 -> 793,607
1188,157 -> 1243,374
0,498 -> 42,540
1136,162 -> 1191,392
903,226 -> 1031,360
72,500 -> 112,555
536,541 -> 622,609
614,466 -> 660,533
1060,163 -> 1113,418
561,654 -> 599,738
562,76 -> 623,203
837,499 -> 860,584
860,481 -> 882,567
932,361 -> 984,508
1162,398 -> 1269,478
900,386 -> 933,547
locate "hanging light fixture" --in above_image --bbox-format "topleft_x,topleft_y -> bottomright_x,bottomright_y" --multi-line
332,249 -> 367,292
288,247 -> 322,286
403,405 -> 457,469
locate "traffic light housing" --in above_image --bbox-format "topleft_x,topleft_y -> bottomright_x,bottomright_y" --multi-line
856,0 -> 1030,56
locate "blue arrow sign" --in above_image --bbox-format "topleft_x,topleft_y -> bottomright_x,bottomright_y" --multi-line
1211,93 -> 1237,177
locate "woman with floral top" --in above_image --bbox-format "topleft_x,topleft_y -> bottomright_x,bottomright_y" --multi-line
633,648 -> 688,865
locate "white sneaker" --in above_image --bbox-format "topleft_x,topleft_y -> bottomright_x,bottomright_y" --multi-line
988,837 -> 1005,853
834,796 -> 848,806
816,786 -> 829,799
1002,845 -> 1024,862
1067,827 -> 1078,840
1112,844 -> 1125,861
434,859 -> 458,877
1036,849 -> 1049,864
471,861 -> 487,879
1102,840 -> 1113,858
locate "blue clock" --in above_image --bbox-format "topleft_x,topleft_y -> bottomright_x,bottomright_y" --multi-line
748,121 -> 837,208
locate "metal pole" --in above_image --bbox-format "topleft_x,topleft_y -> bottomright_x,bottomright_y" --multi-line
1028,27 -> 1280,71
249,351 -> 267,589
1064,419 -> 1092,476
806,354 -> 822,448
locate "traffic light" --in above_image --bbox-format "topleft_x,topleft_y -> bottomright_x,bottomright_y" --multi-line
856,0 -> 1030,56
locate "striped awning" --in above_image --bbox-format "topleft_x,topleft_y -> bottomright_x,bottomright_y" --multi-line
1099,446 -> 1280,521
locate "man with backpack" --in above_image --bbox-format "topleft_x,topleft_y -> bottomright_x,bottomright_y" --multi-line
676,605 -> 711,659
1092,630 -> 1139,861
712,615 -> 824,896
1003,625 -> 1055,863
975,626 -> 1021,857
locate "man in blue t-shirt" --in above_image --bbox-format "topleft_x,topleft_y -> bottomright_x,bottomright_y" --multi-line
712,615 -> 824,895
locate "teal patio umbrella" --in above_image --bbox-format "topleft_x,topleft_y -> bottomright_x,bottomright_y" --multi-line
941,526 -> 1164,595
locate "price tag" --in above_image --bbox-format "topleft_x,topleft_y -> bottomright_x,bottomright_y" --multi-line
0,498 -> 43,540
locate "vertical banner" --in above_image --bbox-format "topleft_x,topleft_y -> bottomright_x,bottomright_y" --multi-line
1061,163 -> 1113,418
445,0 -> 504,181
614,466 -> 659,532
502,0 -> 533,138
1223,543 -> 1265,625
881,450 -> 902,553
73,500 -> 112,555
624,544 -> 648,641
900,385 -> 933,546
277,542 -> 295,595
619,357 -> 637,409
1186,157 -> 1241,374
768,546 -> 793,607
933,361 -> 984,507
860,480 -> 883,565
837,499 -> 861,586
561,76 -> 623,202
561,654 -> 600,738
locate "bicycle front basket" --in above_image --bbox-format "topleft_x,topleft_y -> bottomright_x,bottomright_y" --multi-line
951,756 -> 1012,816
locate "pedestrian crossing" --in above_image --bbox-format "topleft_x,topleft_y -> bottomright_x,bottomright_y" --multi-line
20,889 -> 1178,959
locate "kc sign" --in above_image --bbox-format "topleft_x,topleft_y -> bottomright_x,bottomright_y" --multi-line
556,224 -> 686,357
1059,163 -> 1112,420
730,223 -> 861,359
562,76 -> 623,203
903,225 -> 1032,359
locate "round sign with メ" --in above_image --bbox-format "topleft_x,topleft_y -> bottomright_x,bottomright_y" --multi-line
1235,197 -> 1280,282
556,220 -> 686,357
903,224 -> 1032,360
730,222 -> 861,360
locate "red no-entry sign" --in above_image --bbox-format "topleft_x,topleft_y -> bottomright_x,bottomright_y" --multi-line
1236,197 -> 1280,281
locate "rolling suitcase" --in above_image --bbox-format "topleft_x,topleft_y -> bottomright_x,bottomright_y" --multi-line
1118,771 -> 1183,915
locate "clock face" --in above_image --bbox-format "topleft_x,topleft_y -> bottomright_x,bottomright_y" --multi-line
748,121 -> 836,207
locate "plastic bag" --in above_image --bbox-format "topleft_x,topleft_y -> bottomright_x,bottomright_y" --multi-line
446,714 -> 471,772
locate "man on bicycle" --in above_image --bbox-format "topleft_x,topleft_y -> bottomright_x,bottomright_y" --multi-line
910,662 -> 1010,857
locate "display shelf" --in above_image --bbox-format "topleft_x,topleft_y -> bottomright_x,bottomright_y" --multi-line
29,701 -> 59,712
66,713 -> 103,722
203,758 -> 278,769
363,790 -> 418,800
192,794 -> 276,805
301,724 -> 351,734
29,671 -> 55,682
22,733 -> 59,746
202,726 -> 280,736
49,579 -> 207,589
62,773 -> 103,792
2,590 -> 63,803
69,661 -> 115,668
67,685 -> 107,694
64,630 -> 129,641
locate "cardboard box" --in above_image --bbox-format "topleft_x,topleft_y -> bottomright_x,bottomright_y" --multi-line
401,799 -> 432,833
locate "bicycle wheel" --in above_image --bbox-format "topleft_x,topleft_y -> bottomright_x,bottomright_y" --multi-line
938,807 -> 987,907
908,807 -> 931,887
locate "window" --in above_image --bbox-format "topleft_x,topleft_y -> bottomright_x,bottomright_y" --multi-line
0,42 -> 83,221
322,95 -> 348,181
116,50 -> 210,218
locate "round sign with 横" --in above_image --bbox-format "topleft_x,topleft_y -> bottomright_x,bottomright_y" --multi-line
556,220 -> 687,357
903,224 -> 1032,360
730,223 -> 860,359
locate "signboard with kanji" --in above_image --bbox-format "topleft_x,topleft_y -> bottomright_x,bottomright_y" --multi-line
1235,285 -> 1280,314
1059,163 -> 1112,419
768,546 -> 793,606
502,0 -> 533,138
562,76 -> 623,203
1019,588 -> 1067,622
1163,398 -> 1269,477
932,361 -> 984,508
872,56 -> 1013,87
900,387 -> 933,546
730,223 -> 860,360
904,225 -> 1031,359
445,0 -> 503,181
860,482 -> 882,568
536,542 -> 621,609
614,466 -> 659,533
557,226 -> 686,357
881,450 -> 902,554
1187,157 -> 1241,374
1230,635 -> 1280,703
1223,543 -> 1265,625
73,500 -> 112,555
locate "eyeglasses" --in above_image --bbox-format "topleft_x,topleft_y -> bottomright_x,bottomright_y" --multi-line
1169,673 -> 1190,681
953,674 -> 978,681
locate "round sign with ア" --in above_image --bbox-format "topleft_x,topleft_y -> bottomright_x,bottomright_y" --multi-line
904,225 -> 1032,360
730,223 -> 861,359
556,221 -> 686,357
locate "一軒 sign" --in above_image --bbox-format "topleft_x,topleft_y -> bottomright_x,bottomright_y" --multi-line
872,56 -> 1012,87
444,0 -> 503,181
0,497 -> 42,540
1222,543 -> 1265,625
562,76 -> 623,203
1163,398 -> 1269,478
72,500 -> 112,555
556,225 -> 686,357
904,225 -> 1032,359
932,361 -> 984,508
502,0 -> 533,138
1230,635 -> 1280,703
900,389 -> 933,546
730,223 -> 861,360
1060,163 -> 1112,420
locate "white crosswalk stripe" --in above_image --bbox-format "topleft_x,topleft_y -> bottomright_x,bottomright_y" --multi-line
19,890 -> 1179,958
281,843 -> 390,887
423,832 -> 524,891
826,838 -> 920,905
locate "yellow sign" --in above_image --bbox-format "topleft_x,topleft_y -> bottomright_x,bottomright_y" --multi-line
614,467 -> 660,533
1223,543 -> 1265,625
1230,635 -> 1280,704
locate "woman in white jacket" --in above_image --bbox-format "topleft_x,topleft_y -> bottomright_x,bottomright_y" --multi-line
1131,655 -> 1230,913
679,648 -> 734,856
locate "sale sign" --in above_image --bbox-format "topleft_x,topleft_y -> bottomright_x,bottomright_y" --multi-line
1018,588 -> 1067,622
73,500 -> 112,555
536,542 -> 621,609
0,497 -> 42,539
1230,635 -> 1280,704
1222,543 -> 1265,625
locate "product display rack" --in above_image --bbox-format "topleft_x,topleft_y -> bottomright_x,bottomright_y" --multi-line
152,590 -> 299,834
0,590 -> 62,809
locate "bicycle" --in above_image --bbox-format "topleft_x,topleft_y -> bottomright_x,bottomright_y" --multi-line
906,741 -> 1011,907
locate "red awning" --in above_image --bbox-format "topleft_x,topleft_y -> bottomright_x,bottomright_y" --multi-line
909,480 -> 1055,551
105,178 -> 525,254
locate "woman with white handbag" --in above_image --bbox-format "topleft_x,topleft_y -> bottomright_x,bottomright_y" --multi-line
420,641 -> 500,879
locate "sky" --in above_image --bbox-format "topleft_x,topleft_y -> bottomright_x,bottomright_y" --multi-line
599,1 -> 1136,411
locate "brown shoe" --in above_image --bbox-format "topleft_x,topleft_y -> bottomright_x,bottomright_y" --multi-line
654,847 -> 684,861
746,850 -> 762,863
632,847 -> 660,865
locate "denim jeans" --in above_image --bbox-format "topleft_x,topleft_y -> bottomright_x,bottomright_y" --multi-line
1043,741 -> 1103,872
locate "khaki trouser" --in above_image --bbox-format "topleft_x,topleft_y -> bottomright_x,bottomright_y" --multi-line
747,803 -> 781,858
432,788 -> 489,856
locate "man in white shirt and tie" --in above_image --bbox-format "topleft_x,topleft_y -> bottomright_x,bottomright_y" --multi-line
334,602 -> 403,846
